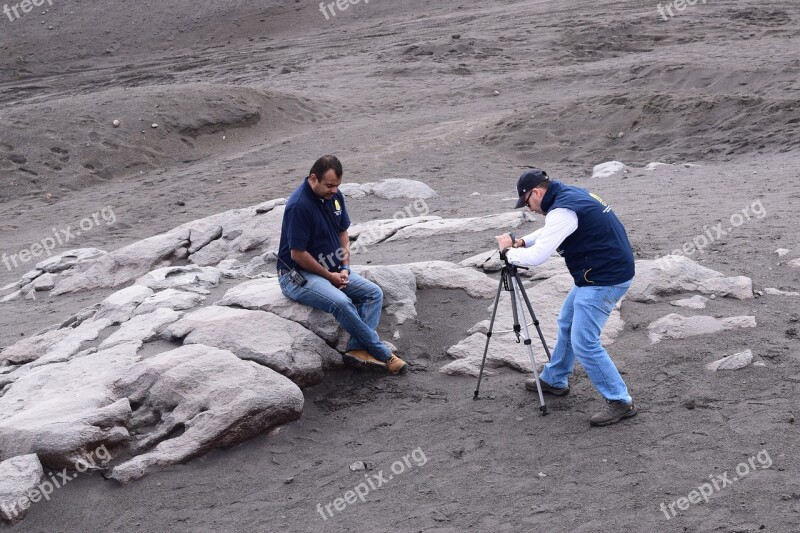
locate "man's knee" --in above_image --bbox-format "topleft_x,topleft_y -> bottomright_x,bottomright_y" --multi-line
571,329 -> 601,354
359,277 -> 384,302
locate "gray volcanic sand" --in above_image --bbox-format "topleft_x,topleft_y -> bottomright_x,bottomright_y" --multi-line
1,0 -> 800,531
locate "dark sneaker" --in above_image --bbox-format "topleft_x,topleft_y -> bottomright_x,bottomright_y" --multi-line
343,350 -> 387,370
589,400 -> 638,427
385,355 -> 408,375
525,378 -> 570,396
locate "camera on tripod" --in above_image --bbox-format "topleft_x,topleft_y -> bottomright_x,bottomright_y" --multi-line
474,232 -> 553,416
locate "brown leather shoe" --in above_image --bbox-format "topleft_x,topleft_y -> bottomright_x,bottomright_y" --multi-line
343,350 -> 387,370
385,355 -> 408,375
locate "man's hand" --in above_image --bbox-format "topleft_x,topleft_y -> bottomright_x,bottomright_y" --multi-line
328,271 -> 349,290
496,234 -> 514,251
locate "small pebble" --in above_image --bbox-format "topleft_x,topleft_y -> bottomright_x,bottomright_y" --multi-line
350,461 -> 366,471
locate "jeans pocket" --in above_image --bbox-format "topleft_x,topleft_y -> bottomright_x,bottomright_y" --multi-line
601,289 -> 620,314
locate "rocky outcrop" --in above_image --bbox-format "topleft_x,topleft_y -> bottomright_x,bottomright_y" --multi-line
647,313 -> 757,344
706,349 -> 754,371
0,344 -> 138,468
216,278 -> 342,345
339,179 -> 438,200
629,255 -> 753,302
107,345 -> 304,484
387,212 -> 533,242
0,454 -> 45,525
164,306 -> 341,386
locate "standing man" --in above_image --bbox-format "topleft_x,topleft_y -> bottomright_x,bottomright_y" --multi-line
496,168 -> 637,426
278,155 -> 407,375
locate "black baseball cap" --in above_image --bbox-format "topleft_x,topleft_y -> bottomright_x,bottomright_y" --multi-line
514,168 -> 549,208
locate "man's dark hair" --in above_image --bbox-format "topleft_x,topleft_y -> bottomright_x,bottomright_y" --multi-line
309,155 -> 343,180
535,178 -> 551,191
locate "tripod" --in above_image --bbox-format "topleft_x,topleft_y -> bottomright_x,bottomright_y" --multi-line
473,237 -> 553,416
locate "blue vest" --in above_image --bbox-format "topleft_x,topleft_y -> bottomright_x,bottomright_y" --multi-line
541,181 -> 635,286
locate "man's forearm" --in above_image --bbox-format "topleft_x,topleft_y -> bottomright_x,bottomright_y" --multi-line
290,249 -> 333,279
339,231 -> 350,266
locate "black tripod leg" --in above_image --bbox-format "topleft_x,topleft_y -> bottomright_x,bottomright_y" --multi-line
474,273 -> 504,399
514,271 -> 553,362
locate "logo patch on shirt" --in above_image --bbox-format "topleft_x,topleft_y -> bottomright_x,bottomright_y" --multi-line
590,192 -> 612,213
334,199 -> 342,213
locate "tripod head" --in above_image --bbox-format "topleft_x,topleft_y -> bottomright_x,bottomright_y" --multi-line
499,232 -> 528,273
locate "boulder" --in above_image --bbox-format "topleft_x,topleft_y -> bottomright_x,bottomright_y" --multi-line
164,306 -> 341,386
32,273 -> 57,292
95,285 -> 154,324
439,357 -> 495,378
0,318 -> 111,369
387,212 -> 531,242
647,313 -> 757,344
133,289 -> 206,316
370,179 -> 438,200
107,344 -> 304,483
51,229 -> 191,294
216,278 -> 341,345
100,308 -> 183,350
34,248 -> 107,274
187,224 -> 223,254
0,454 -> 45,525
706,349 -> 754,371
670,295 -> 709,309
349,216 -> 442,249
591,161 -> 627,179
339,182 -> 370,199
356,265 -> 418,324
764,287 -> 800,296
407,261 -> 499,299
340,179 -> 437,200
629,255 -> 753,302
134,265 -> 222,293
0,344 -> 137,468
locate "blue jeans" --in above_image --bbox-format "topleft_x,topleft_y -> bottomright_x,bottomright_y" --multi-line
539,280 -> 633,404
279,271 -> 392,361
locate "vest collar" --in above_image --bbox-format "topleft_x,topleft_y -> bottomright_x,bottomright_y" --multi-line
540,180 -> 564,214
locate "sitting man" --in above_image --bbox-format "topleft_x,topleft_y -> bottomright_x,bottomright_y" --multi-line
496,168 -> 637,426
277,155 -> 407,375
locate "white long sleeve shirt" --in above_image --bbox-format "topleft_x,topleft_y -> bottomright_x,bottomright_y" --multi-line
505,208 -> 579,266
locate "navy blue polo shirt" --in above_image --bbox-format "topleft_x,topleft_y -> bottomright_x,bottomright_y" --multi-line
277,178 -> 351,272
